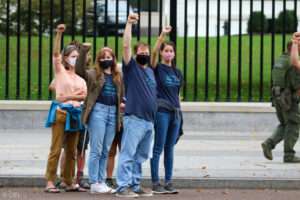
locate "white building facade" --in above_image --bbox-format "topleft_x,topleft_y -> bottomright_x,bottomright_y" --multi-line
170,0 -> 299,36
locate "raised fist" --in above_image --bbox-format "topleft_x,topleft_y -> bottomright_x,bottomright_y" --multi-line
127,13 -> 139,24
56,24 -> 66,33
81,42 -> 92,52
162,26 -> 172,35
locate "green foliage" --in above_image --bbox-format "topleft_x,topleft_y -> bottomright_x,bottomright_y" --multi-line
247,11 -> 269,33
275,10 -> 297,33
0,0 -> 92,35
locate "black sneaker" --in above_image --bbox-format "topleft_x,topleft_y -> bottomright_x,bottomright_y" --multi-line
116,188 -> 139,198
284,155 -> 300,163
78,179 -> 90,189
261,142 -> 273,160
134,187 -> 153,197
152,183 -> 167,194
106,178 -> 116,189
164,183 -> 178,194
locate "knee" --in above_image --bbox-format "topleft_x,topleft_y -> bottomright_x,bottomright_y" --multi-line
164,144 -> 174,154
153,143 -> 164,155
49,146 -> 62,159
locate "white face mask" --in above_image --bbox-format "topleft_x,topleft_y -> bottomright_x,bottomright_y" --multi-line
67,57 -> 77,67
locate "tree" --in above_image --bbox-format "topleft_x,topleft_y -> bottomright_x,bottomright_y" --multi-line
275,10 -> 297,33
0,0 -> 92,35
247,11 -> 269,34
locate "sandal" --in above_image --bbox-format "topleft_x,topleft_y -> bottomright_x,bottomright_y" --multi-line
65,184 -> 87,192
44,187 -> 60,193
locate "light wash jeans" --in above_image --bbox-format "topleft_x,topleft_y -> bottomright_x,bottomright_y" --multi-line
116,115 -> 154,192
88,103 -> 116,184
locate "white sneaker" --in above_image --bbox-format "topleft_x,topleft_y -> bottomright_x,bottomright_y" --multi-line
98,182 -> 113,193
90,183 -> 102,194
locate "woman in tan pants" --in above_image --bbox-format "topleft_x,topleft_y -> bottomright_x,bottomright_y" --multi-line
44,24 -> 87,193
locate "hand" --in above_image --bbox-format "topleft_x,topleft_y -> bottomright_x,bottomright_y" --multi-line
74,88 -> 85,95
120,103 -> 125,112
292,32 -> 300,41
291,38 -> 299,45
56,24 -> 66,33
81,42 -> 92,52
162,26 -> 172,35
127,13 -> 139,24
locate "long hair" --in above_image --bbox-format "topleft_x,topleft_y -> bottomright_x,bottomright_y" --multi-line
160,41 -> 176,68
95,47 -> 121,84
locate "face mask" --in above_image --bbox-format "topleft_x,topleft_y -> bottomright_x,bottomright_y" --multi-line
136,54 -> 150,66
67,57 -> 77,67
163,52 -> 175,61
100,59 -> 113,69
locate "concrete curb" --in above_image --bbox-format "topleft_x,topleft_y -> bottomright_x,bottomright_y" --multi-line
0,100 -> 275,113
1,176 -> 300,190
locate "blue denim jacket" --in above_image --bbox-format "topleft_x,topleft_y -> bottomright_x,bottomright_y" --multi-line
45,101 -> 84,132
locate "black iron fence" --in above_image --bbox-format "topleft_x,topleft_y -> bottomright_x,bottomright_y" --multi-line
0,0 -> 299,102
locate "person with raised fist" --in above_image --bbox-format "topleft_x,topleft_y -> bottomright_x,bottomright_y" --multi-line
115,13 -> 157,198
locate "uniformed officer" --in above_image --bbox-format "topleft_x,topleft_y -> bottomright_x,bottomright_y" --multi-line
262,39 -> 300,163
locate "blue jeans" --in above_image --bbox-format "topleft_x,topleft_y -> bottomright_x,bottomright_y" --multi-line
150,111 -> 181,184
88,103 -> 116,184
116,115 -> 154,192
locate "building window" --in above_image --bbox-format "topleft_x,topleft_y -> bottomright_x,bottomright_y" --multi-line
130,0 -> 159,12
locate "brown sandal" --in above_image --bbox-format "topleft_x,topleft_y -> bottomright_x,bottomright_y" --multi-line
44,187 -> 60,193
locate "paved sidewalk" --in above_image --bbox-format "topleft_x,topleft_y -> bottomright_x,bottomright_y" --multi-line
0,129 -> 300,188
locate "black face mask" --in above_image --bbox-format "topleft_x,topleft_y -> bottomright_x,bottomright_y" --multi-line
136,54 -> 150,66
99,59 -> 113,69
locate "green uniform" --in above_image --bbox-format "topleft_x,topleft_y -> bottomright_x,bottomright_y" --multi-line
264,53 -> 300,161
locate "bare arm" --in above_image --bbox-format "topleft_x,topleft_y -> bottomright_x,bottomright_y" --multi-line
123,13 -> 139,65
53,24 -> 65,73
291,33 -> 300,70
75,43 -> 91,80
151,26 -> 172,68
57,90 -> 87,102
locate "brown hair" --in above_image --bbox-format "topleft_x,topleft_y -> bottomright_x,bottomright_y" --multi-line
61,45 -> 79,70
95,47 -> 121,84
134,42 -> 150,54
160,41 -> 176,68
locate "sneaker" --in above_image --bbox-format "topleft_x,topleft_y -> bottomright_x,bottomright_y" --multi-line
134,187 -> 153,197
152,183 -> 167,194
164,183 -> 178,194
261,142 -> 273,160
284,155 -> 300,163
90,182 -> 112,194
116,187 -> 139,198
106,178 -> 116,189
78,179 -> 90,189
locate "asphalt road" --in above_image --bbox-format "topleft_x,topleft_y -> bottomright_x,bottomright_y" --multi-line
0,187 -> 299,200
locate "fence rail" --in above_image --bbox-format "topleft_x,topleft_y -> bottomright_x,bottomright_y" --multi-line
0,0 -> 299,101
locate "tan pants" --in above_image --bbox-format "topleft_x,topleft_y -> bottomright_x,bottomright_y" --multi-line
45,109 -> 79,185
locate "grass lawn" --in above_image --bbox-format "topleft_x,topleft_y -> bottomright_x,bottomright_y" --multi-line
0,34 -> 291,101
